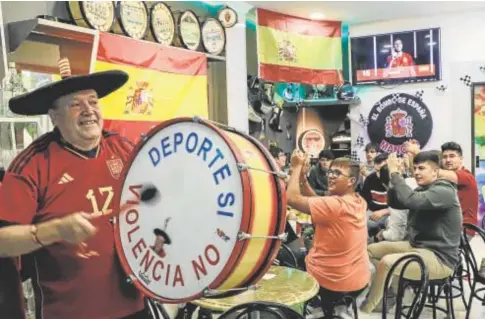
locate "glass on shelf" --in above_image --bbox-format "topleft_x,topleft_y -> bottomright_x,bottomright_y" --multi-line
1,62 -> 28,117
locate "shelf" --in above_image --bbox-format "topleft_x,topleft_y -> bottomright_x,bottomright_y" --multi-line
283,97 -> 361,108
7,18 -> 97,53
7,18 -> 226,64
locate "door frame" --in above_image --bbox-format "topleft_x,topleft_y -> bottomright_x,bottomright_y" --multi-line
471,82 -> 485,175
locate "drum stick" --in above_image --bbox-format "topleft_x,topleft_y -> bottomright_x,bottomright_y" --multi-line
76,185 -> 160,258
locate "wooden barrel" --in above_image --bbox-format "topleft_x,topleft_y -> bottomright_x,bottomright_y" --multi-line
145,2 -> 176,46
201,18 -> 226,56
66,1 -> 115,32
112,1 -> 149,40
172,10 -> 201,51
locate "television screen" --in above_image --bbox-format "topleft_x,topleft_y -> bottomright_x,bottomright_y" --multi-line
351,28 -> 441,85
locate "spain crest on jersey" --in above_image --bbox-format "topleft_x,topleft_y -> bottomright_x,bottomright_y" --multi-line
107,157 -> 123,179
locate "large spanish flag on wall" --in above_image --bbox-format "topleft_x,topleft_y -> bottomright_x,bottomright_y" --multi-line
95,32 -> 208,143
257,9 -> 343,85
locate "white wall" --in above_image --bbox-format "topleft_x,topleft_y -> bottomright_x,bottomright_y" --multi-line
349,10 -> 485,168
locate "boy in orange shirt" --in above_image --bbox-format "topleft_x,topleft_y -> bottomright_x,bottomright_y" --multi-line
287,150 -> 370,318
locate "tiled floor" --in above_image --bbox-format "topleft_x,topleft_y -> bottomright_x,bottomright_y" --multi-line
162,235 -> 485,318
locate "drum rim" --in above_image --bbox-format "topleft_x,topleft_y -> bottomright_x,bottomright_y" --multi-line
115,1 -> 150,40
66,1 -> 116,32
149,2 -> 176,45
113,117 -> 253,303
201,17 -> 226,56
229,130 -> 287,288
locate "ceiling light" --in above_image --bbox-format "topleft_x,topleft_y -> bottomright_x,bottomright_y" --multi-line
310,12 -> 325,20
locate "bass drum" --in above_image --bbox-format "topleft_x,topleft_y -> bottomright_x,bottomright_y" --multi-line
114,117 -> 286,303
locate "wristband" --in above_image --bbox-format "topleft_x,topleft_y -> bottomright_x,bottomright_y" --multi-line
31,224 -> 45,247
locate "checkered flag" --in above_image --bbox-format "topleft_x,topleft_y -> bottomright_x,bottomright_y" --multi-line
391,93 -> 400,102
350,150 -> 360,162
480,65 -> 485,73
415,89 -> 424,100
436,84 -> 447,92
355,135 -> 364,148
460,75 -> 472,87
358,114 -> 369,127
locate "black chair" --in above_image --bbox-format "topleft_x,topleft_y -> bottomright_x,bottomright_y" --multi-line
218,301 -> 305,319
383,255 -> 429,319
462,223 -> 485,319
396,255 -> 456,319
438,237 -> 471,309
272,244 -> 298,269
145,298 -> 170,319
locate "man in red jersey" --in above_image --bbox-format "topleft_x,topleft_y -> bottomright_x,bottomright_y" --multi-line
405,140 -> 478,233
0,59 -> 151,319
384,38 -> 416,77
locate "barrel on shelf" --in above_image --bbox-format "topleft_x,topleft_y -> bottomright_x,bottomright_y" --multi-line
111,1 -> 149,40
66,1 -> 115,32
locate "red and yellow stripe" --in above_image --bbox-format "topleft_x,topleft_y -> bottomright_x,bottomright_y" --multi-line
257,9 -> 343,85
96,33 -> 208,144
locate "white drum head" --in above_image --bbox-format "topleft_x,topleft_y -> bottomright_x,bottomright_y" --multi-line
116,120 -> 244,300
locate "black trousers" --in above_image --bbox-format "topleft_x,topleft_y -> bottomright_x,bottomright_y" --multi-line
319,285 -> 367,318
120,309 -> 153,319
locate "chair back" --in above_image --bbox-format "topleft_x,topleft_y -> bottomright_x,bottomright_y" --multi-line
272,244 -> 298,268
382,255 -> 429,319
145,298 -> 170,319
461,223 -> 485,279
218,301 -> 305,319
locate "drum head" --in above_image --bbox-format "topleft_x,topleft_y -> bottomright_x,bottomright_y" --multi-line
114,118 -> 250,302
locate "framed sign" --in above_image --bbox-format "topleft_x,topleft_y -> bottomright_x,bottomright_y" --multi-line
367,93 -> 433,154
67,1 -> 115,32
149,2 -> 175,45
217,6 -> 237,28
201,18 -> 226,56
115,1 -> 149,40
177,10 -> 201,51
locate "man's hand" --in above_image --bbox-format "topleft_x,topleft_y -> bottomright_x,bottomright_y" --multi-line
370,209 -> 389,221
405,139 -> 420,156
56,212 -> 98,244
376,230 -> 385,241
291,149 -> 306,168
387,153 -> 400,175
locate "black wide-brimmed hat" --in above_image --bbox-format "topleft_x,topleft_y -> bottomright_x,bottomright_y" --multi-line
153,228 -> 171,245
9,58 -> 129,115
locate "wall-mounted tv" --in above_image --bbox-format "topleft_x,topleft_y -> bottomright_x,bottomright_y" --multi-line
351,28 -> 441,85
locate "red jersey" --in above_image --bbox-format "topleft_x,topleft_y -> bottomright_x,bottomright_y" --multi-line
456,168 -> 479,232
0,129 -> 144,319
386,52 -> 414,67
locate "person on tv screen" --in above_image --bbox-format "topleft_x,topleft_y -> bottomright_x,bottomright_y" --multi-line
385,38 -> 416,77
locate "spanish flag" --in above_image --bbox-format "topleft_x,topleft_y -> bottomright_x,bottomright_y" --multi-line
95,33 -> 208,144
257,9 -> 343,85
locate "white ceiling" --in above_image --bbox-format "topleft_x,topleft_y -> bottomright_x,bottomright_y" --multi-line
248,1 -> 485,23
